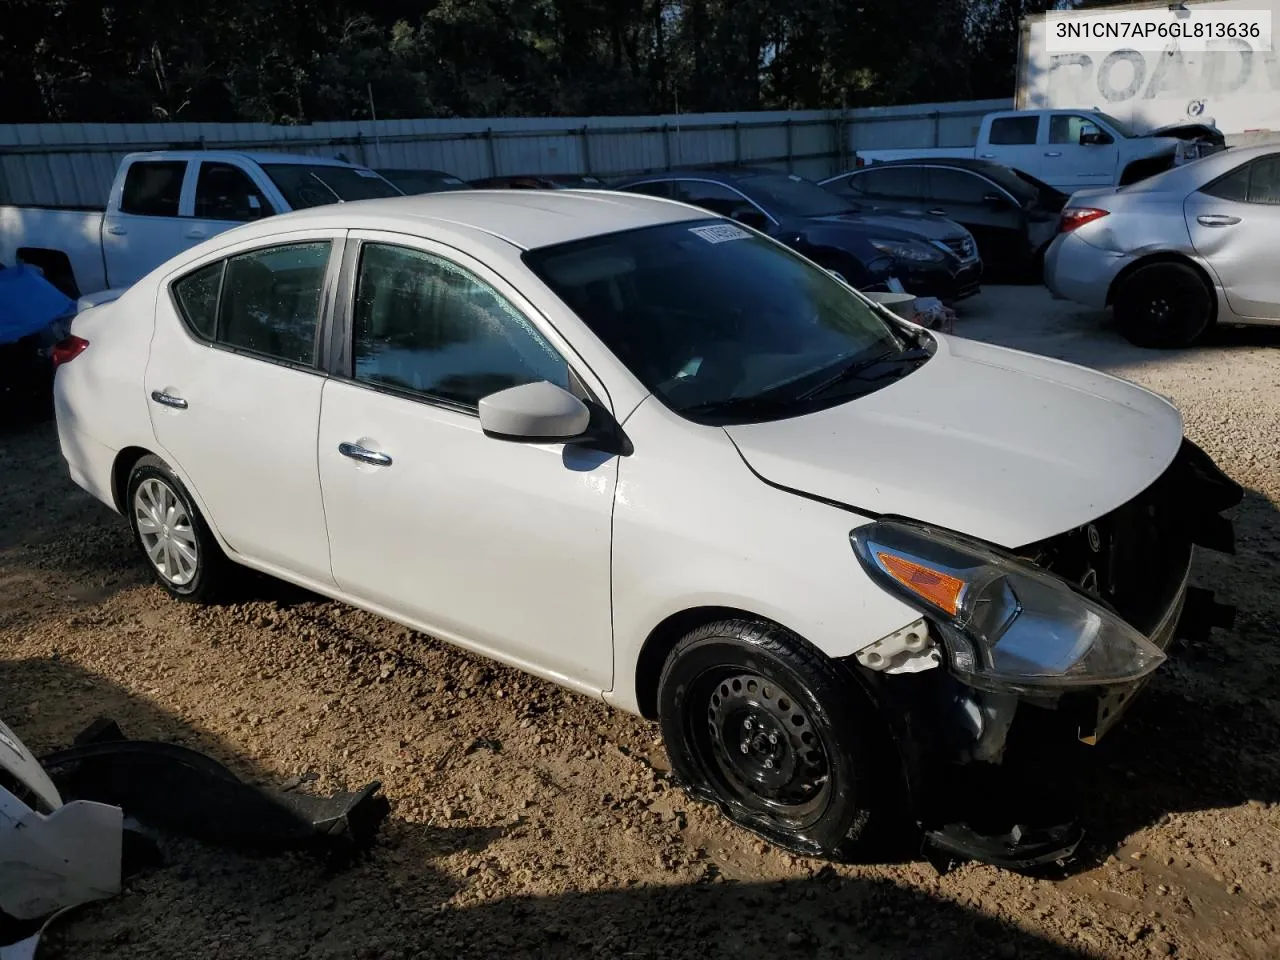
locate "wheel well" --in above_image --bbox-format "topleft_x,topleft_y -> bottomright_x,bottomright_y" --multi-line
633,606 -> 765,720
1119,155 -> 1175,187
16,247 -> 80,299
111,446 -> 153,513
1106,252 -> 1217,319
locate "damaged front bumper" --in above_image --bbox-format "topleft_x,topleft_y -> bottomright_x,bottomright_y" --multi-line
859,439 -> 1242,870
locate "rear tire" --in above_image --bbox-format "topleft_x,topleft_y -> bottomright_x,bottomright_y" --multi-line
126,455 -> 233,603
657,618 -> 898,861
1113,262 -> 1212,348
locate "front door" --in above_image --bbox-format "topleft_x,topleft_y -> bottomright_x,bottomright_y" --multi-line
184,159 -> 278,247
980,114 -> 1045,183
1185,153 -> 1280,321
144,231 -> 341,584
316,234 -> 617,691
1042,113 -> 1118,192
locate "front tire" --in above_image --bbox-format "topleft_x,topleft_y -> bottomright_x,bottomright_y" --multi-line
657,619 -> 896,861
1113,262 -> 1213,348
126,455 -> 232,602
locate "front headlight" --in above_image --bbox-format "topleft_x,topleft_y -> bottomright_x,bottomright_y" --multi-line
851,521 -> 1166,693
868,238 -> 945,263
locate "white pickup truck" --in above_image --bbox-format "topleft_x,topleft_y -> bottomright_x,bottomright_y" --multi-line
0,151 -> 400,298
858,109 -> 1225,194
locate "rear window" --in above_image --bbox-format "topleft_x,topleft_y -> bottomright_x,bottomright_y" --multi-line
120,161 -> 187,217
262,164 -> 401,209
988,116 -> 1039,146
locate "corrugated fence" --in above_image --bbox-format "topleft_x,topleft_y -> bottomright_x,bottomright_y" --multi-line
0,99 -> 1012,208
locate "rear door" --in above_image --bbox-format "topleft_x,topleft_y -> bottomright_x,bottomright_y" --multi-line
980,114 -> 1044,182
1042,113 -> 1118,192
144,230 -> 343,584
1185,153 -> 1280,321
101,159 -> 194,288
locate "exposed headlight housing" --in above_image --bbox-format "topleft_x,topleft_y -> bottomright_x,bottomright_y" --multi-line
850,521 -> 1166,694
868,238 -> 946,263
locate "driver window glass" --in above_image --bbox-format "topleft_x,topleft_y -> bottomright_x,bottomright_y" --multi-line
1049,115 -> 1098,144
352,243 -> 568,409
195,162 -> 273,222
671,181 -> 758,219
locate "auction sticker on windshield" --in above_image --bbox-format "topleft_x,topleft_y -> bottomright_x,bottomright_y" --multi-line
690,224 -> 751,243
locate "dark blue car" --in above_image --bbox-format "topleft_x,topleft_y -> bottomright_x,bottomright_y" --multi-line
613,167 -> 982,302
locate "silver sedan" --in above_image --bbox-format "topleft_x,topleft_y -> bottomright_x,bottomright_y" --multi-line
1044,143 -> 1280,347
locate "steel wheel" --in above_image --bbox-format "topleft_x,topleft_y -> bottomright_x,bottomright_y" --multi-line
698,670 -> 832,822
133,477 -> 200,586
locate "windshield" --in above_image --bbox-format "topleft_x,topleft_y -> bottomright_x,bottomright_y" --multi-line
524,220 -> 920,423
379,171 -> 468,195
262,164 -> 401,209
738,173 -> 856,218
1092,111 -> 1137,138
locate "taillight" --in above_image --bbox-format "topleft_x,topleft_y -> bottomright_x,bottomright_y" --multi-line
50,335 -> 89,371
1058,207 -> 1109,233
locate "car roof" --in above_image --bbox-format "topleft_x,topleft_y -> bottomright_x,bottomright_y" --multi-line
847,157 -> 1010,175
123,150 -> 366,168
215,189 -> 705,251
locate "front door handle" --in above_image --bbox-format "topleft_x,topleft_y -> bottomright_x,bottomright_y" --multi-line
338,441 -> 392,467
106,224 -> 127,236
1197,214 -> 1241,227
150,390 -> 188,410
978,153 -> 996,159
184,228 -> 207,240
1044,151 -> 1063,157
927,208 -> 947,217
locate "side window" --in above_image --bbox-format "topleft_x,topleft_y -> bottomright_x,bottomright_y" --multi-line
1202,163 -> 1251,202
929,169 -> 989,204
1049,115 -> 1094,145
671,181 -> 757,218
120,161 -> 187,217
172,261 -> 224,339
1247,156 -> 1280,204
624,180 -> 675,199
195,162 -> 273,222
861,167 -> 924,200
219,242 -> 331,364
988,116 -> 1039,146
352,243 -> 568,409
826,174 -> 864,197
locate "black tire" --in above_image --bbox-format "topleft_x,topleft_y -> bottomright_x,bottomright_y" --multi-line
125,455 -> 233,602
1113,262 -> 1213,348
657,618 -> 897,861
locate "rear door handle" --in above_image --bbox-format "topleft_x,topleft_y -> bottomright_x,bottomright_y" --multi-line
1197,214 -> 1241,227
1044,151 -> 1063,157
150,390 -> 188,410
338,441 -> 392,467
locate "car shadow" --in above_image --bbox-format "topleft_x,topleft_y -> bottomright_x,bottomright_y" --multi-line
4,658 -> 1094,960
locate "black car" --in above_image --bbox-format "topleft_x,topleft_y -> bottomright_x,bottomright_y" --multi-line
613,167 -> 981,302
470,173 -> 609,190
376,168 -> 470,195
820,158 -> 1068,279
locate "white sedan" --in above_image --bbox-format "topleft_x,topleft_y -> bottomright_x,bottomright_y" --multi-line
51,190 -> 1239,866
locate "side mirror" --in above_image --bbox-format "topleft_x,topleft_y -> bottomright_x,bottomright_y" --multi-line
479,381 -> 591,443
731,208 -> 769,230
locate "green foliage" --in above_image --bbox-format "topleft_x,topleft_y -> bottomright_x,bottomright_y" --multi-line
0,1 -> 1043,123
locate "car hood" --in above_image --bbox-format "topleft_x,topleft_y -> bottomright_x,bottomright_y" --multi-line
814,210 -> 966,241
724,335 -> 1184,547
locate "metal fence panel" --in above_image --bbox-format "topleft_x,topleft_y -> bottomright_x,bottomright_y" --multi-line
0,100 -> 1010,207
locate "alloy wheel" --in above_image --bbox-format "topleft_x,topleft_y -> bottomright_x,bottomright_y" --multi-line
133,477 -> 200,586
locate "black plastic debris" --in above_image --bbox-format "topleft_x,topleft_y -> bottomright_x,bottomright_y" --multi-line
40,719 -> 389,857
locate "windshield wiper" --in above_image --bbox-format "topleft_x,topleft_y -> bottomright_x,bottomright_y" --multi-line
795,346 -> 932,401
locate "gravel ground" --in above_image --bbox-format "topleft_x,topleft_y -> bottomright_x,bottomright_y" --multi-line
3,285 -> 1279,960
